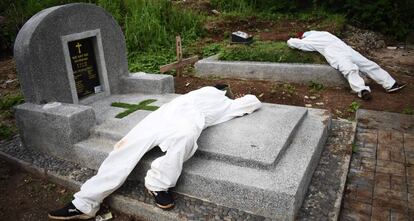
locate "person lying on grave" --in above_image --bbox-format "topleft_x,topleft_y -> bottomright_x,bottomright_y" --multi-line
48,84 -> 262,220
287,30 -> 406,100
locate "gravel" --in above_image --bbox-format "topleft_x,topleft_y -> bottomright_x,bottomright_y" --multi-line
342,25 -> 387,51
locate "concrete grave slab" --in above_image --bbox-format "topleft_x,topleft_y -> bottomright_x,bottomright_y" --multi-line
67,93 -> 331,219
195,55 -> 349,87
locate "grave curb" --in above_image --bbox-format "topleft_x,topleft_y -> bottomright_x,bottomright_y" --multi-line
195,55 -> 348,87
333,119 -> 356,221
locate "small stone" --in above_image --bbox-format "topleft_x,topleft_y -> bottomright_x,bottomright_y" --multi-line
304,95 -> 309,99
212,9 -> 220,15
305,104 -> 312,107
309,96 -> 317,100
387,46 -> 397,50
316,102 -> 324,106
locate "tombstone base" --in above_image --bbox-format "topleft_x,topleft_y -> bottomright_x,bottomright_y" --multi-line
38,93 -> 330,219
14,102 -> 96,159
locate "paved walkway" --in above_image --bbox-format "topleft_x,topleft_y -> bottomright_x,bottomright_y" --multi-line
341,110 -> 414,221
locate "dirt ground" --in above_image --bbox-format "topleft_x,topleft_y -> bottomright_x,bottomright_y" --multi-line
175,47 -> 414,120
0,158 -> 140,221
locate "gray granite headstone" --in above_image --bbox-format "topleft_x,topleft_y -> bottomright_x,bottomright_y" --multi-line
14,3 -> 128,104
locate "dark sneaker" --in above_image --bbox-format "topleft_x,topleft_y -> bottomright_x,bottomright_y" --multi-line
360,90 -> 372,100
48,202 -> 92,220
148,189 -> 175,209
386,82 -> 406,93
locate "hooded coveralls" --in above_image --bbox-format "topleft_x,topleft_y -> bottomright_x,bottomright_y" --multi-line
287,31 -> 395,96
72,86 -> 262,216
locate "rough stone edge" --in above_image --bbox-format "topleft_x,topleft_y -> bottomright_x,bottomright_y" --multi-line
0,151 -> 181,221
332,119 -> 356,221
195,55 -> 348,87
356,109 -> 414,133
121,72 -> 175,94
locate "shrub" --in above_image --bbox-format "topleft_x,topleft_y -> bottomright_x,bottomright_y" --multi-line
0,0 -> 93,50
0,93 -> 24,111
210,0 -> 413,40
341,0 -> 413,40
0,124 -> 14,140
119,0 -> 204,53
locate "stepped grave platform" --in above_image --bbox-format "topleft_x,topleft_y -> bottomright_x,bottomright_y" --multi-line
59,93 -> 331,220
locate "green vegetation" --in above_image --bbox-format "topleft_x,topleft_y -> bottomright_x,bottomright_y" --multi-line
0,0 -> 92,50
0,93 -> 24,140
219,41 -> 326,64
210,0 -> 413,40
308,81 -> 325,93
270,83 -> 297,97
0,0 -> 204,73
202,43 -> 223,58
111,99 -> 159,118
0,94 -> 24,110
0,124 -> 14,140
402,107 -> 414,115
352,143 -> 359,153
348,101 -> 360,113
94,0 -> 206,73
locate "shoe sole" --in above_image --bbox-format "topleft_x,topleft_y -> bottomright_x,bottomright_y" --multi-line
147,190 -> 175,210
387,84 -> 406,93
48,214 -> 92,220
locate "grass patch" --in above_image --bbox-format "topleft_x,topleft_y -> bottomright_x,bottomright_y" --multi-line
128,50 -> 176,73
202,43 -> 223,58
0,93 -> 24,110
111,99 -> 159,118
218,41 -> 326,64
308,81 -> 325,93
270,83 -> 297,97
348,101 -> 361,113
352,143 -> 359,153
0,124 -> 14,140
403,107 -> 414,115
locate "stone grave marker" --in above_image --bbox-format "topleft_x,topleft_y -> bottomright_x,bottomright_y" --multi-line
13,3 -> 331,220
13,3 -> 173,158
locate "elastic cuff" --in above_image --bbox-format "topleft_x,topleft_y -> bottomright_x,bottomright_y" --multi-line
384,79 -> 396,90
72,198 -> 99,217
357,87 -> 371,97
144,181 -> 167,192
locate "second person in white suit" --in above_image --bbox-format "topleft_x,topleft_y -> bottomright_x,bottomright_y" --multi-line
287,31 -> 406,100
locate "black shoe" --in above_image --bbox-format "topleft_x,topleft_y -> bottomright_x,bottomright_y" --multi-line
386,82 -> 406,93
148,189 -> 175,209
360,90 -> 372,100
48,202 -> 92,220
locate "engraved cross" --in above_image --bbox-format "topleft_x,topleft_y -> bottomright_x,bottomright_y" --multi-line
75,42 -> 82,54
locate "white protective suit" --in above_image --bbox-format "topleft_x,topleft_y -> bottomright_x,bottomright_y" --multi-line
287,31 -> 395,95
72,86 -> 262,216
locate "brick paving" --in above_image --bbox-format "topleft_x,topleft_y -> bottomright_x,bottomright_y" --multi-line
341,110 -> 414,221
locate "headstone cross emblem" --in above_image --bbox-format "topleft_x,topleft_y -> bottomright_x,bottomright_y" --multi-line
75,42 -> 82,54
111,99 -> 159,118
